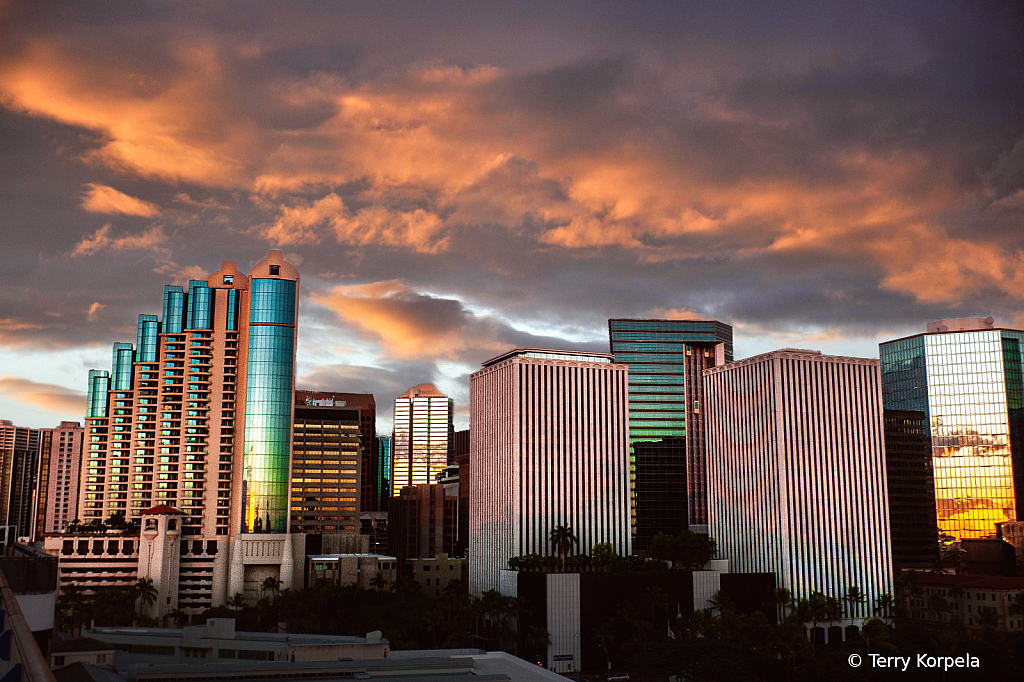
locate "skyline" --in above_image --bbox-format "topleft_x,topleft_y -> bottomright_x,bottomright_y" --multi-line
2,1 -> 1023,432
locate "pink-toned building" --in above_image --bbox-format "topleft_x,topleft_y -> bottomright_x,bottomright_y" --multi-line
36,421 -> 84,537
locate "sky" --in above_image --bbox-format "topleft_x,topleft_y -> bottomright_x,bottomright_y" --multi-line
1,0 -> 1022,433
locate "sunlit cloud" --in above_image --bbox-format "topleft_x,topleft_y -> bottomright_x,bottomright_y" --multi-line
0,374 -> 86,415
71,224 -> 169,257
81,183 -> 161,217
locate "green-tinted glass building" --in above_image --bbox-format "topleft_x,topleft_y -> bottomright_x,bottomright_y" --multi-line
880,317 -> 1024,541
608,319 -> 733,539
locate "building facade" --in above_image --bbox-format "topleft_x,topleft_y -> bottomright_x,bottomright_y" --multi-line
291,393 -> 363,532
469,349 -> 631,595
391,385 -> 452,495
880,317 -> 1024,541
703,349 -> 893,620
387,483 -> 458,566
76,250 -> 301,610
35,421 -> 84,538
0,420 -> 41,539
883,410 -> 939,566
608,319 -> 732,535
374,436 -> 392,511
632,437 -> 687,549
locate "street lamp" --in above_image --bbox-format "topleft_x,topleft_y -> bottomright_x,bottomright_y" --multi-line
598,643 -> 611,681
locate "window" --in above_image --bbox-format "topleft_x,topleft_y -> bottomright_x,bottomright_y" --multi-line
269,265 -> 280,276
223,275 -> 234,285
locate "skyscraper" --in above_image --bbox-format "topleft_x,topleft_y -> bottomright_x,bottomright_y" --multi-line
0,420 -> 40,538
880,317 -> 1024,541
81,251 -> 299,538
391,384 -> 452,495
703,349 -> 893,620
291,393 -> 363,532
469,349 -> 631,595
374,436 -> 393,510
608,318 -> 733,536
79,250 -> 302,609
883,410 -> 939,566
35,421 -> 84,537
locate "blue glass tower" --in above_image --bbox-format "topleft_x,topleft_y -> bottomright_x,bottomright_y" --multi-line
608,318 -> 733,538
242,253 -> 300,534
136,314 -> 159,363
86,369 -> 110,418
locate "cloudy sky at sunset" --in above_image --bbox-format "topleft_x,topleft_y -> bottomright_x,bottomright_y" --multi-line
1,0 -> 1022,431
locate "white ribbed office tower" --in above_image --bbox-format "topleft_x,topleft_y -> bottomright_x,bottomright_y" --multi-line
703,349 -> 893,623
469,349 -> 631,596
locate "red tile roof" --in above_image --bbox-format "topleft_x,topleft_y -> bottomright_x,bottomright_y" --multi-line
140,504 -> 185,515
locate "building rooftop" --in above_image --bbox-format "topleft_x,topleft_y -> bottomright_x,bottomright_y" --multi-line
911,572 -> 1024,590
308,553 -> 398,561
398,384 -> 447,399
87,623 -> 383,646
294,390 -> 375,410
481,348 -> 615,368
52,638 -> 117,654
139,505 -> 184,516
59,651 -> 565,682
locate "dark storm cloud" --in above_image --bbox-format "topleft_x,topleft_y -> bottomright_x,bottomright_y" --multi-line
2,0 -> 1024,428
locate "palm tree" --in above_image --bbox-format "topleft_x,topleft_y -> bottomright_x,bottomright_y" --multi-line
548,524 -> 578,571
135,578 -> 158,620
167,608 -> 190,627
261,576 -> 280,601
875,592 -> 895,619
228,592 -> 246,611
58,583 -> 89,634
843,585 -> 866,618
774,587 -> 792,622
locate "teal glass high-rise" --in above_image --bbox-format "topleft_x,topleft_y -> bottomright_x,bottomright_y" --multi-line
86,370 -> 110,418
136,314 -> 159,362
162,285 -> 185,333
608,318 -> 733,540
880,317 -> 1024,541
242,254 -> 300,534
111,342 -> 134,390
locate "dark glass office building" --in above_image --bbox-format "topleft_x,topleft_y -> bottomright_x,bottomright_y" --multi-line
633,436 -> 687,549
880,318 -> 1024,541
883,409 -> 939,566
608,319 -> 733,534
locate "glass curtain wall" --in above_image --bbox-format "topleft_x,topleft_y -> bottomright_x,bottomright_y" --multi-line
243,278 -> 297,533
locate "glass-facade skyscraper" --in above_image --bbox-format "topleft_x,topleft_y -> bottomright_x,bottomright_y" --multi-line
880,317 -> 1024,541
608,318 -> 733,537
391,384 -> 452,495
81,250 -> 300,537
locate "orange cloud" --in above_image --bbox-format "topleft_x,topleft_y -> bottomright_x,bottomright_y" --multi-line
86,302 -> 105,321
71,224 -> 168,257
81,183 -> 161,217
4,31 -> 1021,307
0,375 -> 86,415
263,194 -> 447,252
309,281 -> 508,360
310,281 -> 471,359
